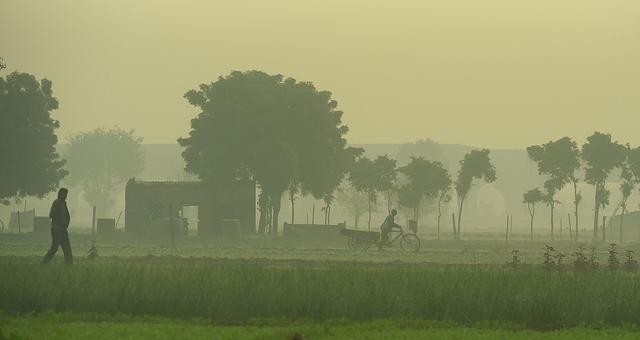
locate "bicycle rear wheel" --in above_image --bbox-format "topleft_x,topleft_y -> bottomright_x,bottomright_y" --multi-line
400,233 -> 421,252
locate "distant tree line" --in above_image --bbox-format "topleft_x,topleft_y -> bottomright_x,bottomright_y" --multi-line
525,133 -> 640,243
4,60 -> 640,244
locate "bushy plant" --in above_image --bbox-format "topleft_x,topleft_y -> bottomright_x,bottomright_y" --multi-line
624,250 -> 638,272
87,240 -> 99,260
573,245 -> 597,271
607,243 -> 619,270
509,249 -> 521,270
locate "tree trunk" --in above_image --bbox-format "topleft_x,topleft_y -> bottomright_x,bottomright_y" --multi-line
550,203 -> 555,242
593,183 -> 600,241
271,196 -> 281,235
619,203 -> 626,244
456,197 -> 465,240
414,198 -> 421,227
505,215 -> 510,245
289,189 -> 295,224
367,196 -> 372,231
529,204 -> 535,241
451,213 -> 456,240
601,215 -> 606,243
528,203 -> 535,241
257,193 -> 268,234
567,213 -> 573,243
324,202 -> 330,225
573,180 -> 579,242
437,198 -> 442,240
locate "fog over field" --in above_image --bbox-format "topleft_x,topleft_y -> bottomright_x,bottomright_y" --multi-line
2,1 -> 640,339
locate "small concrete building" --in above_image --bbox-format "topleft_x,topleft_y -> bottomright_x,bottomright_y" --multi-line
125,179 -> 256,237
609,210 -> 640,241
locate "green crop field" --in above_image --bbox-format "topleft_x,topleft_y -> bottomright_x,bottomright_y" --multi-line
2,240 -> 640,339
2,313 -> 640,340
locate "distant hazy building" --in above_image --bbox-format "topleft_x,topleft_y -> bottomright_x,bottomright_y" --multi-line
608,211 -> 640,241
124,179 -> 256,237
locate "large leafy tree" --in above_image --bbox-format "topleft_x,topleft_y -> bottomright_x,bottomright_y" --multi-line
397,157 -> 450,232
0,67 -> 67,204
527,137 -> 581,241
66,127 -> 144,215
348,155 -> 396,230
523,188 -> 544,240
581,132 -> 626,241
454,149 -> 496,240
179,70 -> 358,234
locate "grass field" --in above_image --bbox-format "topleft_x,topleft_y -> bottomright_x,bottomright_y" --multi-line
2,239 -> 640,339
2,313 -> 640,340
3,238 -> 639,264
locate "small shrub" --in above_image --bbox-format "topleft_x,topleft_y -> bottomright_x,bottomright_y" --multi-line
573,245 -> 595,271
607,243 -> 620,270
554,251 -> 566,269
589,247 -> 598,268
624,250 -> 638,272
542,245 -> 557,270
509,250 -> 521,270
88,240 -> 99,260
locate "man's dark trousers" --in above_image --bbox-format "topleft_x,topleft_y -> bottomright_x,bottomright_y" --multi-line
42,228 -> 73,264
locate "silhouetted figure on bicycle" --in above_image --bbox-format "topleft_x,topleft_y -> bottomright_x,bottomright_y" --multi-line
42,188 -> 73,265
380,208 -> 401,245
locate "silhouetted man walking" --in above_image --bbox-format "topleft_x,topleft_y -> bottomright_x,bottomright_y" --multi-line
42,188 -> 73,265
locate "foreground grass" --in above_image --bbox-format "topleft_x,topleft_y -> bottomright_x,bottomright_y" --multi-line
3,239 -> 639,265
2,257 -> 640,328
1,313 -> 639,340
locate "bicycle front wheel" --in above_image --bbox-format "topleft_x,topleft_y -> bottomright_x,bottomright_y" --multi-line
400,234 -> 421,252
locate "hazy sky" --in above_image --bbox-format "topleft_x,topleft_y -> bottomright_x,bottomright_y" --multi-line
2,0 -> 639,149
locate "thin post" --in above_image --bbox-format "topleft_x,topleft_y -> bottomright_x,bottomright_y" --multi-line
509,214 -> 513,239
91,206 -> 97,235
169,204 -> 175,247
567,213 -> 573,243
505,215 -> 510,245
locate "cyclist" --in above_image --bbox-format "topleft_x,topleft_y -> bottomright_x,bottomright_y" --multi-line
380,209 -> 401,245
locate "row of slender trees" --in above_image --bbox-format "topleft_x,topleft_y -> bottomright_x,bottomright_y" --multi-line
523,134 -> 640,242
342,150 -> 496,240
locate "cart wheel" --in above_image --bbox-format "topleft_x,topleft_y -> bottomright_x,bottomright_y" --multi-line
358,241 -> 372,251
400,234 -> 421,252
347,237 -> 357,250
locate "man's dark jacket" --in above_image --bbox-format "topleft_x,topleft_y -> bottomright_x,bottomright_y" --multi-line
49,199 -> 70,229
